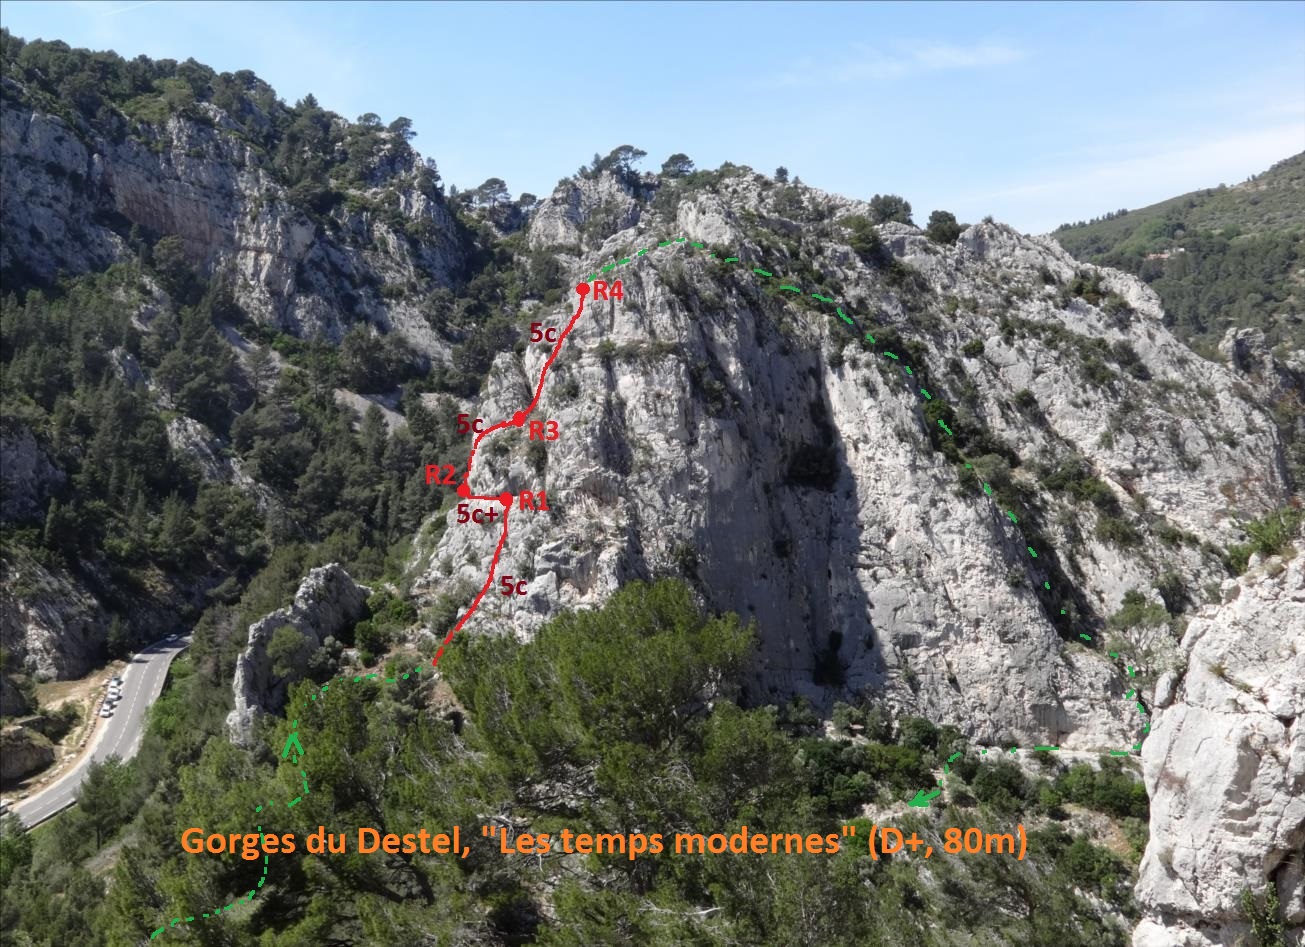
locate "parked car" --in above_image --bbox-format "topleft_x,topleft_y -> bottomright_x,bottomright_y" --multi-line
99,708 -> 113,718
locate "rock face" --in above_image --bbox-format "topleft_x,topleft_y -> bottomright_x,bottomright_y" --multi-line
1,81 -> 467,358
0,674 -> 35,716
0,420 -> 64,524
415,173 -> 1291,755
1133,542 -> 1305,946
0,549 -> 106,680
226,564 -> 370,746
165,415 -> 268,501
0,725 -> 54,783
1220,325 -> 1305,491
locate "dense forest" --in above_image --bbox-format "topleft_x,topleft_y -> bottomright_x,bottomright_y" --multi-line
1,581 -> 1147,945
0,256 -> 460,658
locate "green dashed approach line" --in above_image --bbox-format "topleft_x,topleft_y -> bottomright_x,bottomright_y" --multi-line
149,666 -> 427,939
582,235 -> 1148,767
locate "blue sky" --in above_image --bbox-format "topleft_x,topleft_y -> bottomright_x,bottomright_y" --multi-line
3,0 -> 1303,232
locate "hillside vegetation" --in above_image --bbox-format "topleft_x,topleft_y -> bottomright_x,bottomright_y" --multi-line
1053,152 -> 1305,352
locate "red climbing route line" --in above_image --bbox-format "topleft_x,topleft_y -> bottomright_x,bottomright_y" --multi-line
459,285 -> 590,494
458,281 -> 589,498
433,282 -> 592,668
432,504 -> 511,667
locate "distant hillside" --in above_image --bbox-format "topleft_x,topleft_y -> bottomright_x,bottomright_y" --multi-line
1053,152 -> 1304,352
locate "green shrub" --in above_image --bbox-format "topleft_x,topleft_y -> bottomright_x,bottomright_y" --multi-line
971,760 -> 1028,813
897,716 -> 939,752
1108,590 -> 1169,629
842,214 -> 885,264
1096,513 -> 1142,547
869,194 -> 913,225
1054,757 -> 1148,819
1240,886 -> 1288,947
1226,506 -> 1303,574
962,338 -> 985,358
1058,835 -> 1129,896
1080,354 -> 1117,387
1066,271 -> 1106,306
1040,457 -> 1120,512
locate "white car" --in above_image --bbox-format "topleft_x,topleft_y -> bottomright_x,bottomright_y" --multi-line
99,708 -> 113,718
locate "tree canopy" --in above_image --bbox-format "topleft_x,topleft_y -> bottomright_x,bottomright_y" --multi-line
869,193 -> 914,226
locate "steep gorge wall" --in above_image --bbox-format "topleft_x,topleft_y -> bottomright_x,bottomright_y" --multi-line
1,84 -> 465,356
413,176 -> 1293,757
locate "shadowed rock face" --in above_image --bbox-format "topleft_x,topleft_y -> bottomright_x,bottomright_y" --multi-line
226,564 -> 370,747
0,421 -> 64,524
1133,543 -> 1305,947
0,725 -> 54,783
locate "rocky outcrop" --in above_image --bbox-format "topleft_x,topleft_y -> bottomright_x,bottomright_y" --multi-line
333,389 -> 405,432
0,725 -> 54,783
1133,542 -> 1305,946
0,674 -> 35,717
528,172 -> 644,252
0,550 -> 106,680
226,564 -> 370,746
1220,325 -> 1305,492
0,420 -> 64,524
165,416 -> 267,500
0,98 -> 124,283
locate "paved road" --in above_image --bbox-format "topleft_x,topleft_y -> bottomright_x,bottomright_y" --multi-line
11,636 -> 190,828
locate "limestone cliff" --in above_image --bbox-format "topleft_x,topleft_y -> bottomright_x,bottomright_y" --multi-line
0,549 -> 106,680
1,77 -> 467,357
0,419 -> 64,523
0,725 -> 54,784
414,173 -> 1292,758
1133,542 -> 1305,946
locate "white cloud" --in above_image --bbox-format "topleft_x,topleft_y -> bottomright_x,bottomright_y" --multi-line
764,40 -> 1025,88
960,123 -> 1305,233
912,42 -> 1025,70
98,1 -> 162,17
